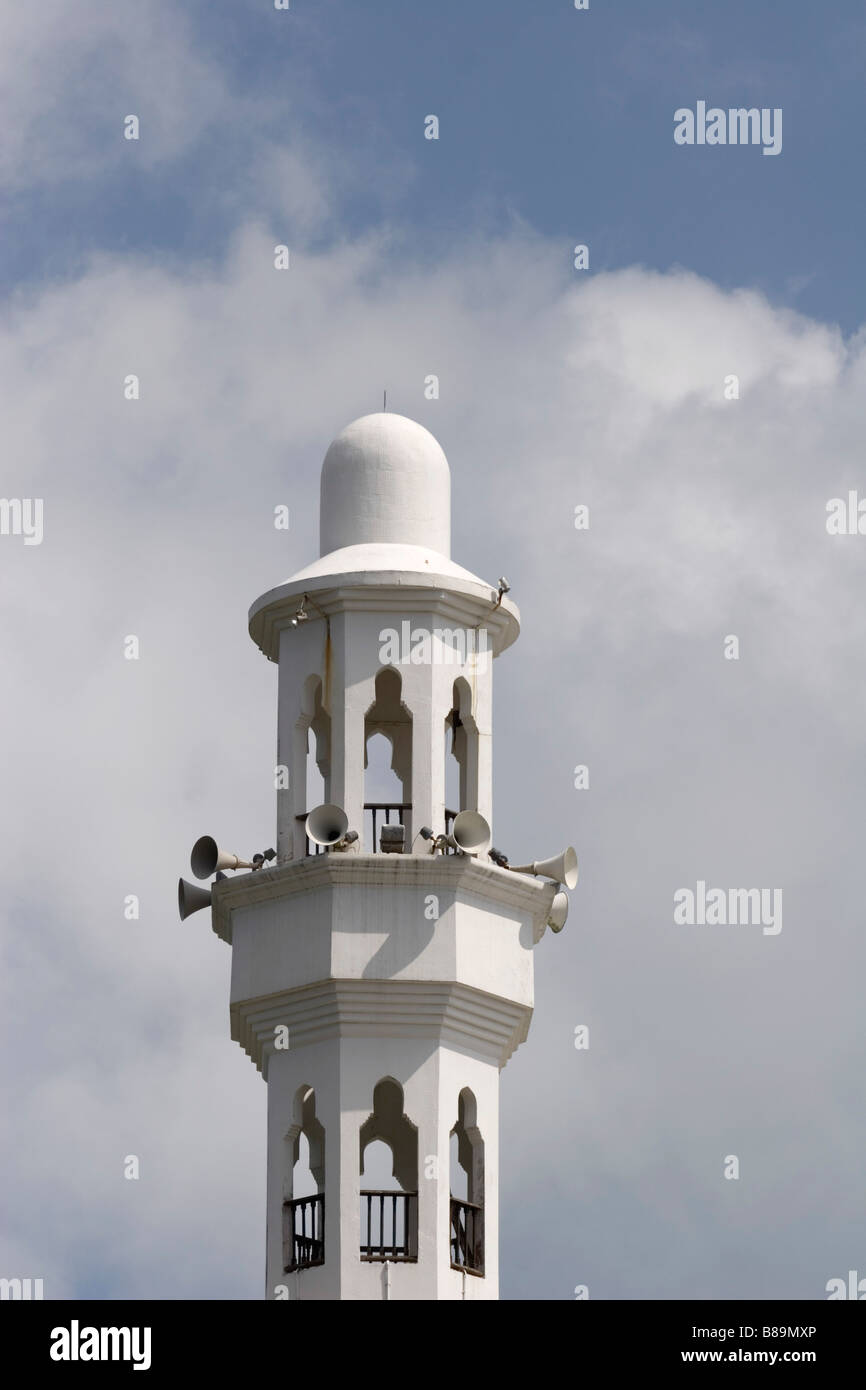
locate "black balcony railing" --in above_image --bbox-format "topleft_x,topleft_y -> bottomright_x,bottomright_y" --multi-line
297,804 -> 467,855
360,1190 -> 418,1261
450,1197 -> 484,1276
297,803 -> 413,856
364,802 -> 410,854
283,1194 -> 325,1273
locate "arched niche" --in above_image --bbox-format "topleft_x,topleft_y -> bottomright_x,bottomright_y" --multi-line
364,668 -> 412,850
282,1084 -> 326,1273
359,1077 -> 418,1193
449,1087 -> 485,1276
444,677 -> 479,814
359,1078 -> 419,1263
450,1086 -> 484,1208
283,1083 -> 325,1201
291,675 -> 331,856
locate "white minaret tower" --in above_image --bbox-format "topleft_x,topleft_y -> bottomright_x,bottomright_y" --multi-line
201,414 -> 571,1300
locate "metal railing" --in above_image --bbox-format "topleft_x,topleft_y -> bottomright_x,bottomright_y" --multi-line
364,802 -> 411,853
283,1194 -> 325,1273
297,803 -> 412,856
360,1190 -> 418,1261
297,804 -> 461,855
450,1196 -> 484,1275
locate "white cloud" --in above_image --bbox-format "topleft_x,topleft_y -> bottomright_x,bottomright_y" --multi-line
2,202 -> 865,1298
0,1 -> 259,188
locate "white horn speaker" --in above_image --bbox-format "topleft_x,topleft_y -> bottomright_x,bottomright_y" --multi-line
306,803 -> 349,847
178,877 -> 212,921
547,891 -> 569,933
447,810 -> 491,855
508,846 -> 578,890
190,836 -> 254,880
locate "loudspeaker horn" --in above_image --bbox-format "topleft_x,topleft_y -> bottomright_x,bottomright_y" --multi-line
306,803 -> 349,847
178,877 -> 212,921
547,891 -> 569,933
190,836 -> 253,880
508,846 -> 578,890
446,810 -> 491,855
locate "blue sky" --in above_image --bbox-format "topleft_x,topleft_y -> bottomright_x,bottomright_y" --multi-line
4,0 -> 865,331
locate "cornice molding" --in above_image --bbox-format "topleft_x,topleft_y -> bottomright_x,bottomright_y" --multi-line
231,977 -> 533,1077
248,575 -> 519,663
211,853 -> 554,945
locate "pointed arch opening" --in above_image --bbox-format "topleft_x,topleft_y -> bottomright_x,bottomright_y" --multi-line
294,676 -> 331,857
450,1087 -> 484,1276
359,1078 -> 418,1262
444,677 -> 479,831
364,668 -> 412,852
282,1085 -> 325,1272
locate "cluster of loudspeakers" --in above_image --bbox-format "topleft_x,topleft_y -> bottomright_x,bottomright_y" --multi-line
487,844 -> 577,934
428,811 -> 575,934
305,802 -> 577,935
178,835 -> 271,921
178,806 -> 578,935
306,805 -> 494,858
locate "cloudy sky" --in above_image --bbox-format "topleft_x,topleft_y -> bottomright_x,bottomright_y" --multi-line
2,0 -> 865,1300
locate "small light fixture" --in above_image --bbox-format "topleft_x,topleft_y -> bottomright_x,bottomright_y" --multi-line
380,824 -> 406,854
290,592 -> 329,629
491,577 -> 511,612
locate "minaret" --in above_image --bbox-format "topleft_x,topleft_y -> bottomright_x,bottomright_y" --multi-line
201,413 -> 572,1300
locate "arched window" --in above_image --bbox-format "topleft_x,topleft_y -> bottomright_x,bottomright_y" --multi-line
450,1088 -> 484,1276
444,678 -> 479,828
360,1139 -> 401,1191
306,678 -> 331,806
359,1078 -> 418,1262
294,676 -> 331,857
364,669 -> 412,852
444,723 -> 461,821
283,1085 -> 325,1272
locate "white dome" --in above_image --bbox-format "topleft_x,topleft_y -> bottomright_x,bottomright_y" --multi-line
320,413 -> 450,557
